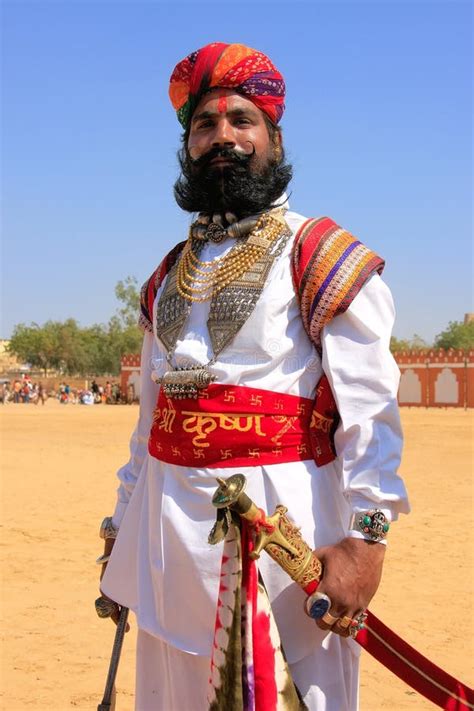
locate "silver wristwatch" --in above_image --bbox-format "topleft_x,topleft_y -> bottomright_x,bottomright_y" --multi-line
99,516 -> 119,540
350,509 -> 390,543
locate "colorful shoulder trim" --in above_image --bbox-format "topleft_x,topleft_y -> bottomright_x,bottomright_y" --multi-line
292,217 -> 385,353
138,241 -> 186,333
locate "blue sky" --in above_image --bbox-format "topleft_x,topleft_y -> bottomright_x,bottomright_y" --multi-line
2,0 -> 472,343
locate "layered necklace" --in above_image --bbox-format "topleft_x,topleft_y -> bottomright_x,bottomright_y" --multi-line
154,207 -> 291,398
176,210 -> 288,302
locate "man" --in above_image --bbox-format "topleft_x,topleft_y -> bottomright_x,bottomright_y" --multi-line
35,382 -> 45,405
99,42 -> 409,710
13,379 -> 22,403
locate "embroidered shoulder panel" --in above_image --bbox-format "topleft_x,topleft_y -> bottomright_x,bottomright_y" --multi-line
138,241 -> 186,333
291,217 -> 385,353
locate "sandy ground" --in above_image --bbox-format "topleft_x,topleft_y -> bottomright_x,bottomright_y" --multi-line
1,401 -> 472,711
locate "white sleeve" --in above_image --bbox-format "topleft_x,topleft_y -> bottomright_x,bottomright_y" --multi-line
111,330 -> 159,527
321,274 -> 410,532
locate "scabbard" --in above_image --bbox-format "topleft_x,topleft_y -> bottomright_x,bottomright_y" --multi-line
211,475 -> 474,711
358,612 -> 474,711
97,606 -> 129,711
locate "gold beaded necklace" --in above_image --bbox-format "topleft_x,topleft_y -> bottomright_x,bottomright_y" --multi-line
176,211 -> 286,302
155,208 -> 291,397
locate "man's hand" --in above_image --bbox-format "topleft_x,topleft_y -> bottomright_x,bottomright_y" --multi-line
312,537 -> 385,637
98,538 -> 130,632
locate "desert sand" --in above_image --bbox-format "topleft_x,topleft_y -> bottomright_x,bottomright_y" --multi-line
1,401 -> 472,710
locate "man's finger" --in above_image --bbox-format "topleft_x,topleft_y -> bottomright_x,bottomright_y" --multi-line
315,608 -> 340,631
333,614 -> 353,638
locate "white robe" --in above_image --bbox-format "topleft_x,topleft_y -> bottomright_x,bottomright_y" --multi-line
101,206 -> 410,710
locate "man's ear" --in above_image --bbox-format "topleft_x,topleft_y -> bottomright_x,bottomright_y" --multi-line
273,131 -> 283,160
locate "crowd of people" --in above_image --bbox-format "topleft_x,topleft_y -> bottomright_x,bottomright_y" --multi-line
61,380 -> 123,405
1,378 -> 46,405
90,380 -> 123,404
0,376 -> 127,405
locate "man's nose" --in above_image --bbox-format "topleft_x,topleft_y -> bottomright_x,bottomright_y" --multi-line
211,119 -> 236,148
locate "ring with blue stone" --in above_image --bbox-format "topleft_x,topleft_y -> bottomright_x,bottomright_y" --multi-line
304,591 -> 332,620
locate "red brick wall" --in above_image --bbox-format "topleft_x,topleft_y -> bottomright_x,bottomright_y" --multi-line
121,354 -> 141,401
394,349 -> 473,408
467,350 -> 474,408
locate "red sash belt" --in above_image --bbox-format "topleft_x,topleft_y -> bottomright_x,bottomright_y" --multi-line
148,382 -> 336,468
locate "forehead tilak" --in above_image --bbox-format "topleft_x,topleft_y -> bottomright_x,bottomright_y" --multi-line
217,90 -> 228,115
192,89 -> 260,120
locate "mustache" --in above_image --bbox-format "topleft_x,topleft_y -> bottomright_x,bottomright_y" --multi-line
189,145 -> 256,169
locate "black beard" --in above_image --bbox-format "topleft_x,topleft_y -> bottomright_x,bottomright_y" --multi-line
173,145 -> 293,218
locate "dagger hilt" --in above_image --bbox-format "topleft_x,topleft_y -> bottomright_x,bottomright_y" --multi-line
212,474 -> 323,589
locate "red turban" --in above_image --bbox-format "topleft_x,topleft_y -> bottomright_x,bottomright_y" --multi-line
169,42 -> 285,129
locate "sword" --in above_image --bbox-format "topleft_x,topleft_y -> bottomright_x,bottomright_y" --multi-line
211,474 -> 474,711
97,605 -> 129,711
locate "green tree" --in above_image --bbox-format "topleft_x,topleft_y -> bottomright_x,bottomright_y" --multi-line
105,315 -> 142,375
105,275 -> 143,373
114,276 -> 141,329
409,333 -> 428,350
434,320 -> 474,350
75,323 -> 110,375
8,321 -> 63,375
56,318 -> 90,374
7,276 -> 143,377
390,334 -> 429,353
8,319 -> 96,375
390,336 -> 411,353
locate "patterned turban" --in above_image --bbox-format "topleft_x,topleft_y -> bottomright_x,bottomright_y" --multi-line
169,42 -> 285,129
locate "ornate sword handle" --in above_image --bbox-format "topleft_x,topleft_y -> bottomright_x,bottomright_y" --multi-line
212,474 -> 322,590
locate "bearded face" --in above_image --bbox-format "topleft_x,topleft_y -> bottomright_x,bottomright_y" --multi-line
174,144 -> 293,217
173,90 -> 292,218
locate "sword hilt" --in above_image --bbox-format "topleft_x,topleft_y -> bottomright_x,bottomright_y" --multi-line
212,474 -> 323,590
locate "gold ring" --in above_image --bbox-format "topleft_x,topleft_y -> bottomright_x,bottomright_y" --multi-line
321,611 -> 339,626
339,616 -> 352,629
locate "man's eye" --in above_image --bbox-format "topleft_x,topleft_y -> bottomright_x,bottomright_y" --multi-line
235,118 -> 251,125
198,120 -> 213,129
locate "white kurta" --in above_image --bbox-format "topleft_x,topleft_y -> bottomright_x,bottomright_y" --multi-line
101,206 -> 410,710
